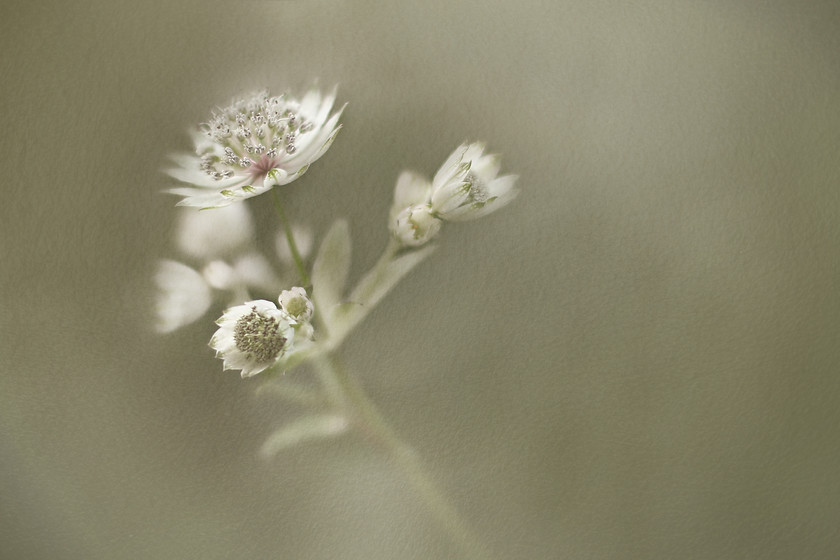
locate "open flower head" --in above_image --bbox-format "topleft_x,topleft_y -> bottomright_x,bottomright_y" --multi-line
430,142 -> 519,222
167,88 -> 344,209
210,300 -> 296,377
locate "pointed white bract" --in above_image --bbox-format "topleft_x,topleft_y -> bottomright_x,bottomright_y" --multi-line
166,89 -> 345,209
430,142 -> 519,222
210,300 -> 296,377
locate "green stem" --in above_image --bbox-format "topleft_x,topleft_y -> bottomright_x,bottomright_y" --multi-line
312,354 -> 493,560
271,188 -> 310,286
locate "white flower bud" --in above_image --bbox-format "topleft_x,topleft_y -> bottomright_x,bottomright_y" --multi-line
278,287 -> 314,322
389,171 -> 432,224
391,204 -> 442,247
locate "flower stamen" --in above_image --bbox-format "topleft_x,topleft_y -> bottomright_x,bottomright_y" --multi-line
233,306 -> 288,362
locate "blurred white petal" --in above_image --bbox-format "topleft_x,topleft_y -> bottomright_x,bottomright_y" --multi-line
154,260 -> 212,333
176,202 -> 254,260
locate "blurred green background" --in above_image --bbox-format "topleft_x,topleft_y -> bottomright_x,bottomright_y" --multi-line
2,1 -> 839,558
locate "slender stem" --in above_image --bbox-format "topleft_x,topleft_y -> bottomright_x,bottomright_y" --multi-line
312,354 -> 493,560
271,188 -> 310,286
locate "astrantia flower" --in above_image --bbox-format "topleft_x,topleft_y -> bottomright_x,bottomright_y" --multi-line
167,88 -> 344,209
210,300 -> 296,377
430,143 -> 519,222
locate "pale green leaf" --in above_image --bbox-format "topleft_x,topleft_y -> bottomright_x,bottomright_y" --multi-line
259,414 -> 348,458
311,219 -> 351,331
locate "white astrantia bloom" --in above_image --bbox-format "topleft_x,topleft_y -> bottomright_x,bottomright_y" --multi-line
210,300 -> 296,377
279,287 -> 314,323
430,142 -> 519,222
166,88 -> 345,209
175,202 -> 254,260
154,260 -> 212,333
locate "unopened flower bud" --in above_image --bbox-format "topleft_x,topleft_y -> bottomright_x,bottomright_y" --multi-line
278,287 -> 314,322
391,204 -> 442,247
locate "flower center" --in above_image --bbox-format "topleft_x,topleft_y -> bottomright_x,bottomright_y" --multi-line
198,91 -> 318,181
284,296 -> 309,318
233,306 -> 287,362
464,172 -> 489,203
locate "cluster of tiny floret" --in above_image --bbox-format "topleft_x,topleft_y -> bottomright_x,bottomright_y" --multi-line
461,172 -> 489,205
233,305 -> 288,363
198,92 -> 316,181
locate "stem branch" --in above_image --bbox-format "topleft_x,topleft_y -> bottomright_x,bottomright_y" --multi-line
272,188 -> 310,286
312,354 -> 493,560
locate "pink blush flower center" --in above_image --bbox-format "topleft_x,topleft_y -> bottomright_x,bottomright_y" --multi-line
250,154 -> 280,181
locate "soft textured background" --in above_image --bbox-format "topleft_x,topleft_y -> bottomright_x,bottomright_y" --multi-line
2,1 -> 839,559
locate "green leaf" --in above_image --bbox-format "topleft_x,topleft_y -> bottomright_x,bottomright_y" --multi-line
311,219 -> 351,333
327,244 -> 436,345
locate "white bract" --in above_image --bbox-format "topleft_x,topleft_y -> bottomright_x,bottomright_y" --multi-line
166,89 -> 344,209
210,300 -> 296,377
430,143 -> 519,222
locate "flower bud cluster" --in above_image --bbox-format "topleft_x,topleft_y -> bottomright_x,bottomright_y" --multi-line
160,89 -> 522,379
389,142 -> 519,246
